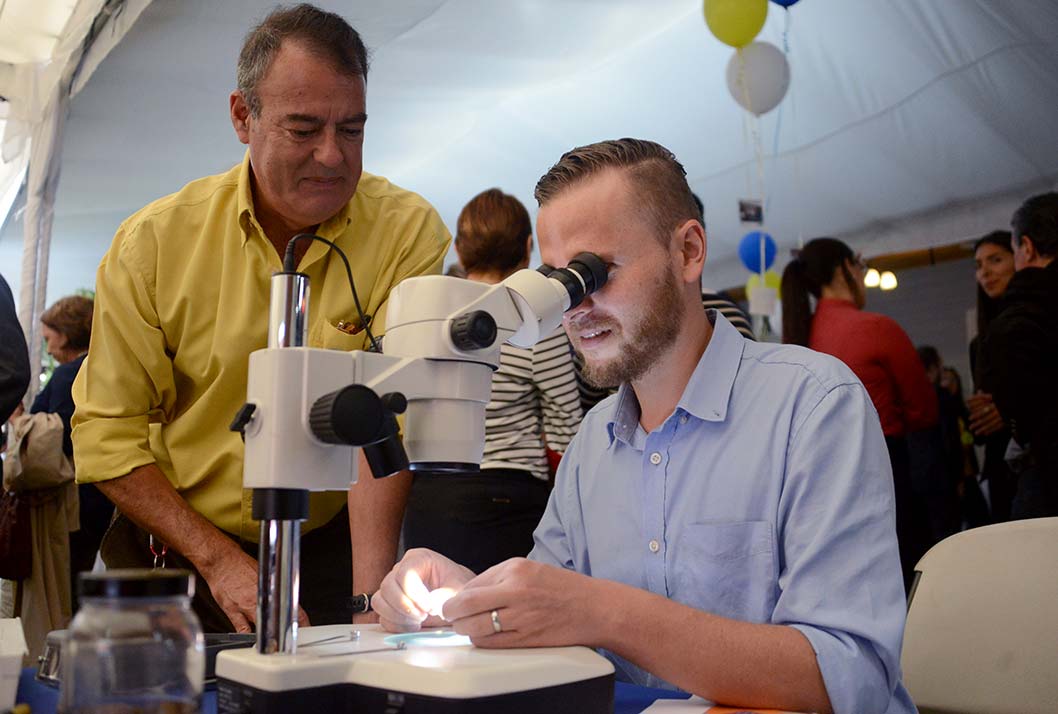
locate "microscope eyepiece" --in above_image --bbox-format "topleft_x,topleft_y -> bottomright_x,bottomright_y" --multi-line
567,253 -> 608,295
548,252 -> 608,309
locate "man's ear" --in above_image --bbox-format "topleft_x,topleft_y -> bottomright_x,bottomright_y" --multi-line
675,219 -> 706,285
1020,234 -> 1039,262
230,90 -> 252,145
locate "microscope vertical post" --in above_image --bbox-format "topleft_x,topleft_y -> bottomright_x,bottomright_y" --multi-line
255,272 -> 311,655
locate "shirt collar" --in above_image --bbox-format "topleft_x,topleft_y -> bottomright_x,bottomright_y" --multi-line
607,310 -> 746,446
236,151 -> 354,246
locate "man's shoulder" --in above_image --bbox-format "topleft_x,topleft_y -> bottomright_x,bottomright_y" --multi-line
741,339 -> 863,395
989,300 -> 1052,348
354,172 -> 440,217
120,163 -> 241,237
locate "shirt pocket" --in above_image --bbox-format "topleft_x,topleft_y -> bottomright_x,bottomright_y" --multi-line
671,519 -> 776,624
316,318 -> 370,353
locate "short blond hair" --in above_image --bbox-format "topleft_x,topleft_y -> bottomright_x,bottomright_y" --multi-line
534,138 -> 699,244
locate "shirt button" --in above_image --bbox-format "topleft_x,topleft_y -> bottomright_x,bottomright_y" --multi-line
649,451 -> 662,465
679,415 -> 688,425
648,539 -> 660,553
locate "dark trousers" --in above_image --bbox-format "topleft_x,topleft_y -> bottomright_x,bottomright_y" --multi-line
886,435 -> 919,594
402,469 -> 551,575
101,506 -> 353,632
69,483 -> 115,613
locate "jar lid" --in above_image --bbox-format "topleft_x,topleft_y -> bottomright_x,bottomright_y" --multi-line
79,569 -> 195,598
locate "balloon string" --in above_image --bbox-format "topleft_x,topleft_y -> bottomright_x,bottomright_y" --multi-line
783,8 -> 803,249
738,49 -> 765,224
739,49 -> 753,201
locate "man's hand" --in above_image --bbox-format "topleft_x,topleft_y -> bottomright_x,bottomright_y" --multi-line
373,548 -> 475,632
96,463 -> 310,633
967,392 -> 1004,437
440,558 -> 600,649
196,541 -> 310,633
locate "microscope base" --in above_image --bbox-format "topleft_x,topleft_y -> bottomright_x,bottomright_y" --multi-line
215,624 -> 615,714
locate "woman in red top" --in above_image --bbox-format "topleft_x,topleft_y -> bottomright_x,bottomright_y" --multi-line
781,237 -> 937,592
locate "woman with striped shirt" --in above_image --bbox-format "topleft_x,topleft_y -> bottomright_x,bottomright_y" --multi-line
402,189 -> 583,573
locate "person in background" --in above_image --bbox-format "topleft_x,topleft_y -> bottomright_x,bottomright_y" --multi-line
940,365 -> 989,528
0,274 -> 30,425
30,296 -> 114,610
402,189 -> 583,573
978,192 -> 1058,519
967,230 -> 1017,522
909,346 -> 960,544
71,4 -> 450,633
781,237 -> 938,591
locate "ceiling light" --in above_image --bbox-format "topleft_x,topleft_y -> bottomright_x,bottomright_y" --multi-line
879,271 -> 897,290
864,268 -> 880,288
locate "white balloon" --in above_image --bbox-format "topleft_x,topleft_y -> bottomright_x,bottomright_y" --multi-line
725,41 -> 790,116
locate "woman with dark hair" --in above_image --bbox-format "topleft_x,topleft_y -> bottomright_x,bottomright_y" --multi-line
402,189 -> 583,573
781,237 -> 937,591
31,295 -> 114,609
966,230 -> 1016,522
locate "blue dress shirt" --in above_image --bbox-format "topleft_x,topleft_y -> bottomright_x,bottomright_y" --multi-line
530,312 -> 916,714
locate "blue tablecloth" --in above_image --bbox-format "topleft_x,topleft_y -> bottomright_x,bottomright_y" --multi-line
18,668 -> 688,713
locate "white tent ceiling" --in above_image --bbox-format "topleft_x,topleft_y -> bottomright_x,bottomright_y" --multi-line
2,0 -> 1058,301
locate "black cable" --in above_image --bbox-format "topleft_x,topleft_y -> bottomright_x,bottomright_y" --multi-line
283,233 -> 382,353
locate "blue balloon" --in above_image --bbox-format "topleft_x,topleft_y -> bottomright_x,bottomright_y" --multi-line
771,0 -> 801,7
738,231 -> 777,273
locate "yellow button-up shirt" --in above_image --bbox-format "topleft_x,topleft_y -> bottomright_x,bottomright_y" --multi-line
72,154 -> 451,540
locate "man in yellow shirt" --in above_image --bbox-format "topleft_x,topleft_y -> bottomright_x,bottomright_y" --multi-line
71,5 -> 450,633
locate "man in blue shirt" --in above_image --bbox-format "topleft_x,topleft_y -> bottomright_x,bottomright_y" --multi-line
373,139 -> 914,714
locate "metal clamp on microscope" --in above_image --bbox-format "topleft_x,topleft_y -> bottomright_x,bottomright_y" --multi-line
230,234 -> 607,658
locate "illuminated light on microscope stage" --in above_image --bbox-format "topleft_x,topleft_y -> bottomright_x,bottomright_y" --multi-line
383,630 -> 473,648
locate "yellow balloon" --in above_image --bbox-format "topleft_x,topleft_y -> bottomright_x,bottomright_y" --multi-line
704,0 -> 768,48
745,270 -> 781,292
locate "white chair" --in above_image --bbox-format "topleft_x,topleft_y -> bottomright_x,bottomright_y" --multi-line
902,517 -> 1058,714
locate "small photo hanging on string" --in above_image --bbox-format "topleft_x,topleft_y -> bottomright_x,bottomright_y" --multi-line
739,199 -> 763,224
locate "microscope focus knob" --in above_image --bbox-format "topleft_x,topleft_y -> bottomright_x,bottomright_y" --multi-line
310,385 -> 388,446
450,310 -> 497,351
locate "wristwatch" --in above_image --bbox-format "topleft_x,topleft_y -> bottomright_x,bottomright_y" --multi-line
350,592 -> 373,614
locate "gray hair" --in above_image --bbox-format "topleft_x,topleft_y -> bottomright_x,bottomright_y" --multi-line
237,3 -> 369,117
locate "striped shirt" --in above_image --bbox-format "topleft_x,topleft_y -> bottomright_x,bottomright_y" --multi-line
702,291 -> 754,340
483,327 -> 583,480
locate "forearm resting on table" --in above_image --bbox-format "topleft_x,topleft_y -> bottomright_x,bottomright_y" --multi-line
349,454 -> 412,600
591,579 -> 833,714
94,462 -> 241,572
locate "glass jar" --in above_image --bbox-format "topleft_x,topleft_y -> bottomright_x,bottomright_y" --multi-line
59,569 -> 205,714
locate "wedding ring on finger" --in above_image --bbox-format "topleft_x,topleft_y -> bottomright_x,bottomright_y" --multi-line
490,609 -> 503,634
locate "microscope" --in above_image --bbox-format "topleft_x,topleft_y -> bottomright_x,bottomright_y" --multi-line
215,241 -> 616,713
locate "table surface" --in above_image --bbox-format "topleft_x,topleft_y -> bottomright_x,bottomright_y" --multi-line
18,667 -> 690,714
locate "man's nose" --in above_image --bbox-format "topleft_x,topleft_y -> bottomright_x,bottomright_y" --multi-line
314,128 -> 343,168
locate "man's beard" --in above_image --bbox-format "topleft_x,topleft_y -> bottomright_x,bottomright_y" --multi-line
575,268 -> 684,388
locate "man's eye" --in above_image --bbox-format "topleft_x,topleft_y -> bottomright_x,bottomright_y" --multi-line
341,128 -> 363,138
290,129 -> 315,138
